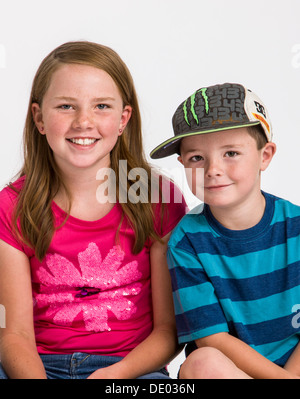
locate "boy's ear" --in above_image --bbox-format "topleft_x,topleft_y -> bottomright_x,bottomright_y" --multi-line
260,142 -> 276,171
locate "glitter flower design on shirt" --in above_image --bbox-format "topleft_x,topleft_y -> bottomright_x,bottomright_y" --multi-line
35,243 -> 142,332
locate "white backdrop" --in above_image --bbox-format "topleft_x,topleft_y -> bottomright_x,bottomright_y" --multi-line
0,0 -> 299,377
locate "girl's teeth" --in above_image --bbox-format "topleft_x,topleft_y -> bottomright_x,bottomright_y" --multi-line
69,138 -> 97,146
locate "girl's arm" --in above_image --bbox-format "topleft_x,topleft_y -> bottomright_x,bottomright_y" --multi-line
0,239 -> 47,379
88,232 -> 181,379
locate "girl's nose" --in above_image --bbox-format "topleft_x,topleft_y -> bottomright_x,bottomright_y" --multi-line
72,109 -> 94,130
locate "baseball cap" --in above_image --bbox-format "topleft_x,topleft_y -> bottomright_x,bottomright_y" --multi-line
150,82 -> 273,159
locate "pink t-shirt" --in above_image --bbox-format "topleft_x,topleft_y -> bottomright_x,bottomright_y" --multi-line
0,176 -> 187,356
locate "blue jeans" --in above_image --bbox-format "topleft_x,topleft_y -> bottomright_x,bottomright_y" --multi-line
0,352 -> 170,379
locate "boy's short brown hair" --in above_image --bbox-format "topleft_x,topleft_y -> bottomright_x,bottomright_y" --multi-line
247,125 -> 268,150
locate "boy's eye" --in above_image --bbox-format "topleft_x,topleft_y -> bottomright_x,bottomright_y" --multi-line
59,104 -> 73,110
225,151 -> 238,157
190,155 -> 203,162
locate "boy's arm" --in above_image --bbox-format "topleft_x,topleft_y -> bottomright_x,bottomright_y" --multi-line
283,341 -> 300,376
196,332 -> 298,379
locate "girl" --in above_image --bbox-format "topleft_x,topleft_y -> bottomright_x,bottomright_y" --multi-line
0,41 -> 186,379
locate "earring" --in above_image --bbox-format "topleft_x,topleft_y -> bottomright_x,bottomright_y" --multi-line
119,128 -> 123,133
40,127 -> 44,132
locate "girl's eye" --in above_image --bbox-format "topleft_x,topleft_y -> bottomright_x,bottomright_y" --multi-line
96,104 -> 108,109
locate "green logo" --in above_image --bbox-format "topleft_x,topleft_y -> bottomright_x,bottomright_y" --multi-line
183,87 -> 209,126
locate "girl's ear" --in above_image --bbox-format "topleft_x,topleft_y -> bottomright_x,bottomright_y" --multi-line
32,103 -> 45,134
260,142 -> 276,171
177,155 -> 183,165
118,105 -> 132,135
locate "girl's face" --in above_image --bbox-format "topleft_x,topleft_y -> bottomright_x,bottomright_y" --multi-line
32,63 -> 132,174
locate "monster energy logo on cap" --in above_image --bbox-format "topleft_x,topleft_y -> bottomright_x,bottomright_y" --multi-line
183,88 -> 209,126
150,82 -> 273,159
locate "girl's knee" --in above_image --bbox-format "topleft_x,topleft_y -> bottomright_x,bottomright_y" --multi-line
179,347 -> 237,379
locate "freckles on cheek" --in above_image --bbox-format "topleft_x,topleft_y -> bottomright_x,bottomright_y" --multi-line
45,120 -> 64,135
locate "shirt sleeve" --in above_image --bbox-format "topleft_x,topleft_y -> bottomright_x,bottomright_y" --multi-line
167,243 -> 229,344
153,179 -> 188,238
0,185 -> 27,253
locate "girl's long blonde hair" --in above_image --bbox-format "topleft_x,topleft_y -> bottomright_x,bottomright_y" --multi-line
11,41 -> 162,261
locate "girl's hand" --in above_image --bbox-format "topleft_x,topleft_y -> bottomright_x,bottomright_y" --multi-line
87,367 -> 116,379
87,361 -> 131,379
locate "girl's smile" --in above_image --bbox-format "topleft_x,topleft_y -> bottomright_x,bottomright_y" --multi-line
32,63 -> 132,174
67,137 -> 99,146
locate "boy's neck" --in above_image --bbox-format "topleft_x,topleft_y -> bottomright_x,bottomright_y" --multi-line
208,191 -> 266,231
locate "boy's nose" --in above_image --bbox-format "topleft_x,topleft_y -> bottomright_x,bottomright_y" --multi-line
205,158 -> 223,177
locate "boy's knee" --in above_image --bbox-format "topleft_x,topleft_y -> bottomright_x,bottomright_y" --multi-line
179,347 -> 232,379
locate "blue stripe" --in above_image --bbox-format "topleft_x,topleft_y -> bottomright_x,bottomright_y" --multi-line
169,266 -> 208,291
187,239 -> 300,279
176,217 -> 300,257
273,346 -> 295,366
175,303 -> 228,337
174,282 -> 220,312
169,236 -> 300,278
228,313 -> 300,346
219,286 -> 300,325
211,260 -> 300,302
254,336 -> 298,365
170,260 -> 300,302
272,198 -> 300,225
178,323 -> 229,345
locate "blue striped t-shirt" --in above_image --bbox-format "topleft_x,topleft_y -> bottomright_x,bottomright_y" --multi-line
167,192 -> 300,366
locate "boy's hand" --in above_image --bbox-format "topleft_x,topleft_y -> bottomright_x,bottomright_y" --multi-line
284,341 -> 300,377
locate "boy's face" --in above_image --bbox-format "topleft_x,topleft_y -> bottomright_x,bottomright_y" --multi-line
178,127 -> 276,211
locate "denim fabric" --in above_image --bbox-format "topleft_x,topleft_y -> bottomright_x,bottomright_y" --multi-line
0,362 -> 7,379
0,353 -> 170,379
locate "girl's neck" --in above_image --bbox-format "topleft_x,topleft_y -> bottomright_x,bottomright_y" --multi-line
55,164 -> 116,221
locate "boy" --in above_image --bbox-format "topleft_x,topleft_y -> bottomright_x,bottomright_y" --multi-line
150,83 -> 300,378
